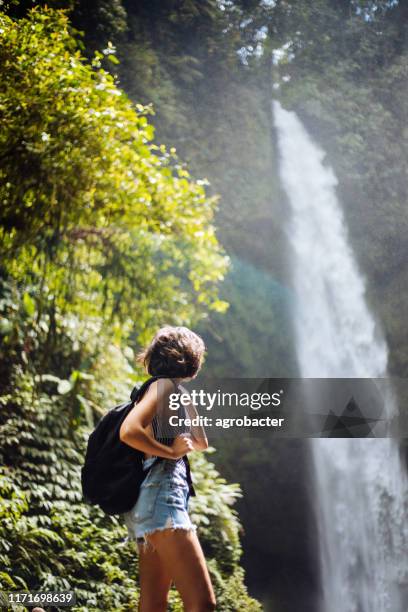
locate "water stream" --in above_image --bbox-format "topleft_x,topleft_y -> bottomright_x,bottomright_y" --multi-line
273,100 -> 408,612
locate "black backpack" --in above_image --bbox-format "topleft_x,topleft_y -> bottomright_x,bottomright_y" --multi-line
81,376 -> 169,515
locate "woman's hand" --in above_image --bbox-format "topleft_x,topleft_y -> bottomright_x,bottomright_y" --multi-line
171,433 -> 194,459
178,385 -> 209,451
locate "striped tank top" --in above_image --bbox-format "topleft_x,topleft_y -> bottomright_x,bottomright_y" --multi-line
149,380 -> 196,496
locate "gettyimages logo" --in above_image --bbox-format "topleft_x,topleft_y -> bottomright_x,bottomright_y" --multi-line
168,387 -> 283,411
156,377 -> 406,438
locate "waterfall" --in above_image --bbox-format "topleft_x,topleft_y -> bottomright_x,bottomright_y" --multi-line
273,100 -> 408,612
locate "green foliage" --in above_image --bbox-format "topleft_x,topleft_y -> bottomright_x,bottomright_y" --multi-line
116,0 -> 277,265
0,8 -> 229,348
189,448 -> 243,573
207,563 -> 262,612
271,0 -> 408,378
0,364 -> 140,610
198,257 -> 296,377
104,0 -> 293,379
0,290 -> 260,609
0,6 -> 261,610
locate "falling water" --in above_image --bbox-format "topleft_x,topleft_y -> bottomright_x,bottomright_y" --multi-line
273,100 -> 408,612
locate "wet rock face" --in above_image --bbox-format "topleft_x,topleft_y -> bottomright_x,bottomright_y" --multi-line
212,438 -> 320,612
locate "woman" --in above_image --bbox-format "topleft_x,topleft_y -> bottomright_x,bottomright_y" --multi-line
119,325 -> 216,612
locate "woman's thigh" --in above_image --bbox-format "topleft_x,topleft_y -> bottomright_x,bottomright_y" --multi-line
138,541 -> 173,612
147,528 -> 216,610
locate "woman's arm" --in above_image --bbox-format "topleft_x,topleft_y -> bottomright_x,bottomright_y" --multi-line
119,379 -> 193,459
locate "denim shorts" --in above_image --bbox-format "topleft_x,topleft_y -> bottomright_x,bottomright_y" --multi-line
123,457 -> 197,551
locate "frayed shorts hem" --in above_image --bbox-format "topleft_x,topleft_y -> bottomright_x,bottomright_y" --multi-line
133,522 -> 197,552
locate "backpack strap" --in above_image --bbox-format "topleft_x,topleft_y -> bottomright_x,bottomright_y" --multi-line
128,376 -> 180,470
130,375 -> 172,404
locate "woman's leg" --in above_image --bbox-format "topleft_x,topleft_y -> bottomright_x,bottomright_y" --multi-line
147,528 -> 216,612
137,540 -> 173,612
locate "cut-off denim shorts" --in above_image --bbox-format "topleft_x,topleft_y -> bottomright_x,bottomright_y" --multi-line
123,456 -> 197,551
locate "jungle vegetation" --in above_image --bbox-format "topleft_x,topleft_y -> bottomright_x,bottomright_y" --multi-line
1,1 -> 407,610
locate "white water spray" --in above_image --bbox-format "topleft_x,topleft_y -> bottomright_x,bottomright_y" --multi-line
273,100 -> 408,612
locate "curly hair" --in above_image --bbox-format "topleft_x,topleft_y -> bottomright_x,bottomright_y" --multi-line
137,325 -> 206,378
